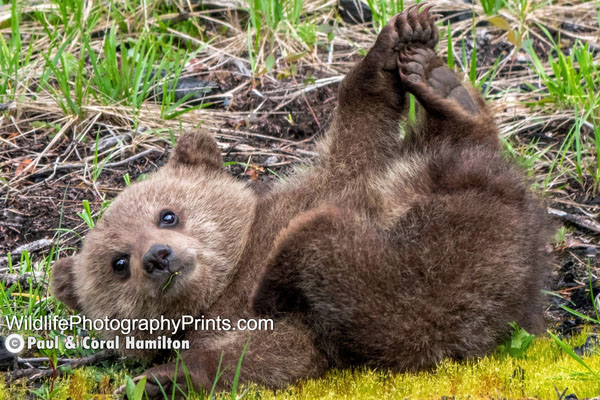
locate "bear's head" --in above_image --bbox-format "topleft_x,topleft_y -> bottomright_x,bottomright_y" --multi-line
51,131 -> 257,341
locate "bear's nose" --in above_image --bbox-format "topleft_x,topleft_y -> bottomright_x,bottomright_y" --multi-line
142,244 -> 173,275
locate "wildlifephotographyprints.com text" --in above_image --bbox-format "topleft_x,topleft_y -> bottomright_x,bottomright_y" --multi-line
3,315 -> 274,354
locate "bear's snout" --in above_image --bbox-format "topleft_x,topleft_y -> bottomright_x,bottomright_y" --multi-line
142,244 -> 174,276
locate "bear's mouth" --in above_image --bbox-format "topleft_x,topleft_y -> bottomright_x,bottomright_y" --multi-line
158,258 -> 195,293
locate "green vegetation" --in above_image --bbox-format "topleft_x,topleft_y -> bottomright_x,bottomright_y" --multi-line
366,0 -> 406,32
480,0 -> 509,16
526,37 -> 600,191
245,0 -> 335,74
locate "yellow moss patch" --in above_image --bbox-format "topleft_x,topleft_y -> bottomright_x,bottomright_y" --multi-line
253,332 -> 600,400
0,377 -> 31,400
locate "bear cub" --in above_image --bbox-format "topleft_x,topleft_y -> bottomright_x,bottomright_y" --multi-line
52,6 -> 552,398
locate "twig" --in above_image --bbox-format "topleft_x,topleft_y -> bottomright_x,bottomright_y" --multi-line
12,239 -> 53,255
103,148 -> 164,168
20,118 -> 76,176
0,239 -> 53,268
553,385 -> 568,400
18,357 -> 74,365
6,350 -> 116,382
0,271 -> 46,288
548,207 -> 600,234
30,148 -> 162,179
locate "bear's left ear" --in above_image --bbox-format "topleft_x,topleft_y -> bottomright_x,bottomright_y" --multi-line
167,130 -> 223,170
51,257 -> 81,311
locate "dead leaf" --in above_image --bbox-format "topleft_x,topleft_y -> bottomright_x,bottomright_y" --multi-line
508,30 -> 522,47
15,158 -> 34,176
246,168 -> 260,182
489,15 -> 511,31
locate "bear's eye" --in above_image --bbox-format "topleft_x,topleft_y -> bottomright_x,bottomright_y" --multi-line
158,210 -> 178,228
112,256 -> 130,276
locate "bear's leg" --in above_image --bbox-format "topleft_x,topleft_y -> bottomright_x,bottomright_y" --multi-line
251,206 -> 396,367
118,319 -> 327,399
318,6 -> 438,177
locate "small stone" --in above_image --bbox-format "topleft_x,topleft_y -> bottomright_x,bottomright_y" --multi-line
265,156 -> 279,166
89,134 -> 130,152
337,0 -> 372,25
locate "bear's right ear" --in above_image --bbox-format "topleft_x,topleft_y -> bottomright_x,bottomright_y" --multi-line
167,130 -> 223,170
51,257 -> 81,311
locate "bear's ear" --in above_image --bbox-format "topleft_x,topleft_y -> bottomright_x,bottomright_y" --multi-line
51,257 -> 81,311
168,130 -> 223,170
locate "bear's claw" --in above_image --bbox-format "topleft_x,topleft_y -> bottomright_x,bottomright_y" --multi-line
395,4 -> 438,49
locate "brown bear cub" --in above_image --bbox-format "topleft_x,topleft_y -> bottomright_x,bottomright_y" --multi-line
51,6 -> 552,398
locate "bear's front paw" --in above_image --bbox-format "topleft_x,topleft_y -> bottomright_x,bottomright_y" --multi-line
143,367 -> 184,399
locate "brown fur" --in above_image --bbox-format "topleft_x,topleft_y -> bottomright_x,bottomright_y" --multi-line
51,7 -> 553,398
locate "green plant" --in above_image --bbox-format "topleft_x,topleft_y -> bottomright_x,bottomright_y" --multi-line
230,338 -> 251,399
29,382 -> 57,400
77,199 -> 111,229
550,331 -> 600,381
365,0 -> 405,32
91,132 -> 118,183
124,375 -> 147,400
526,38 -> 599,114
501,137 -> 547,174
296,22 -> 317,49
247,0 -> 302,33
559,265 -> 600,326
549,263 -> 600,382
41,44 -> 86,117
0,0 -> 35,102
77,200 -> 95,229
245,0 -> 316,73
85,27 -> 155,111
553,225 -> 568,247
498,322 -> 535,359
33,0 -> 92,117
1,250 -> 52,321
446,22 -> 454,69
469,16 -> 478,85
456,24 -> 478,86
525,34 -> 600,192
480,0 -> 508,16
